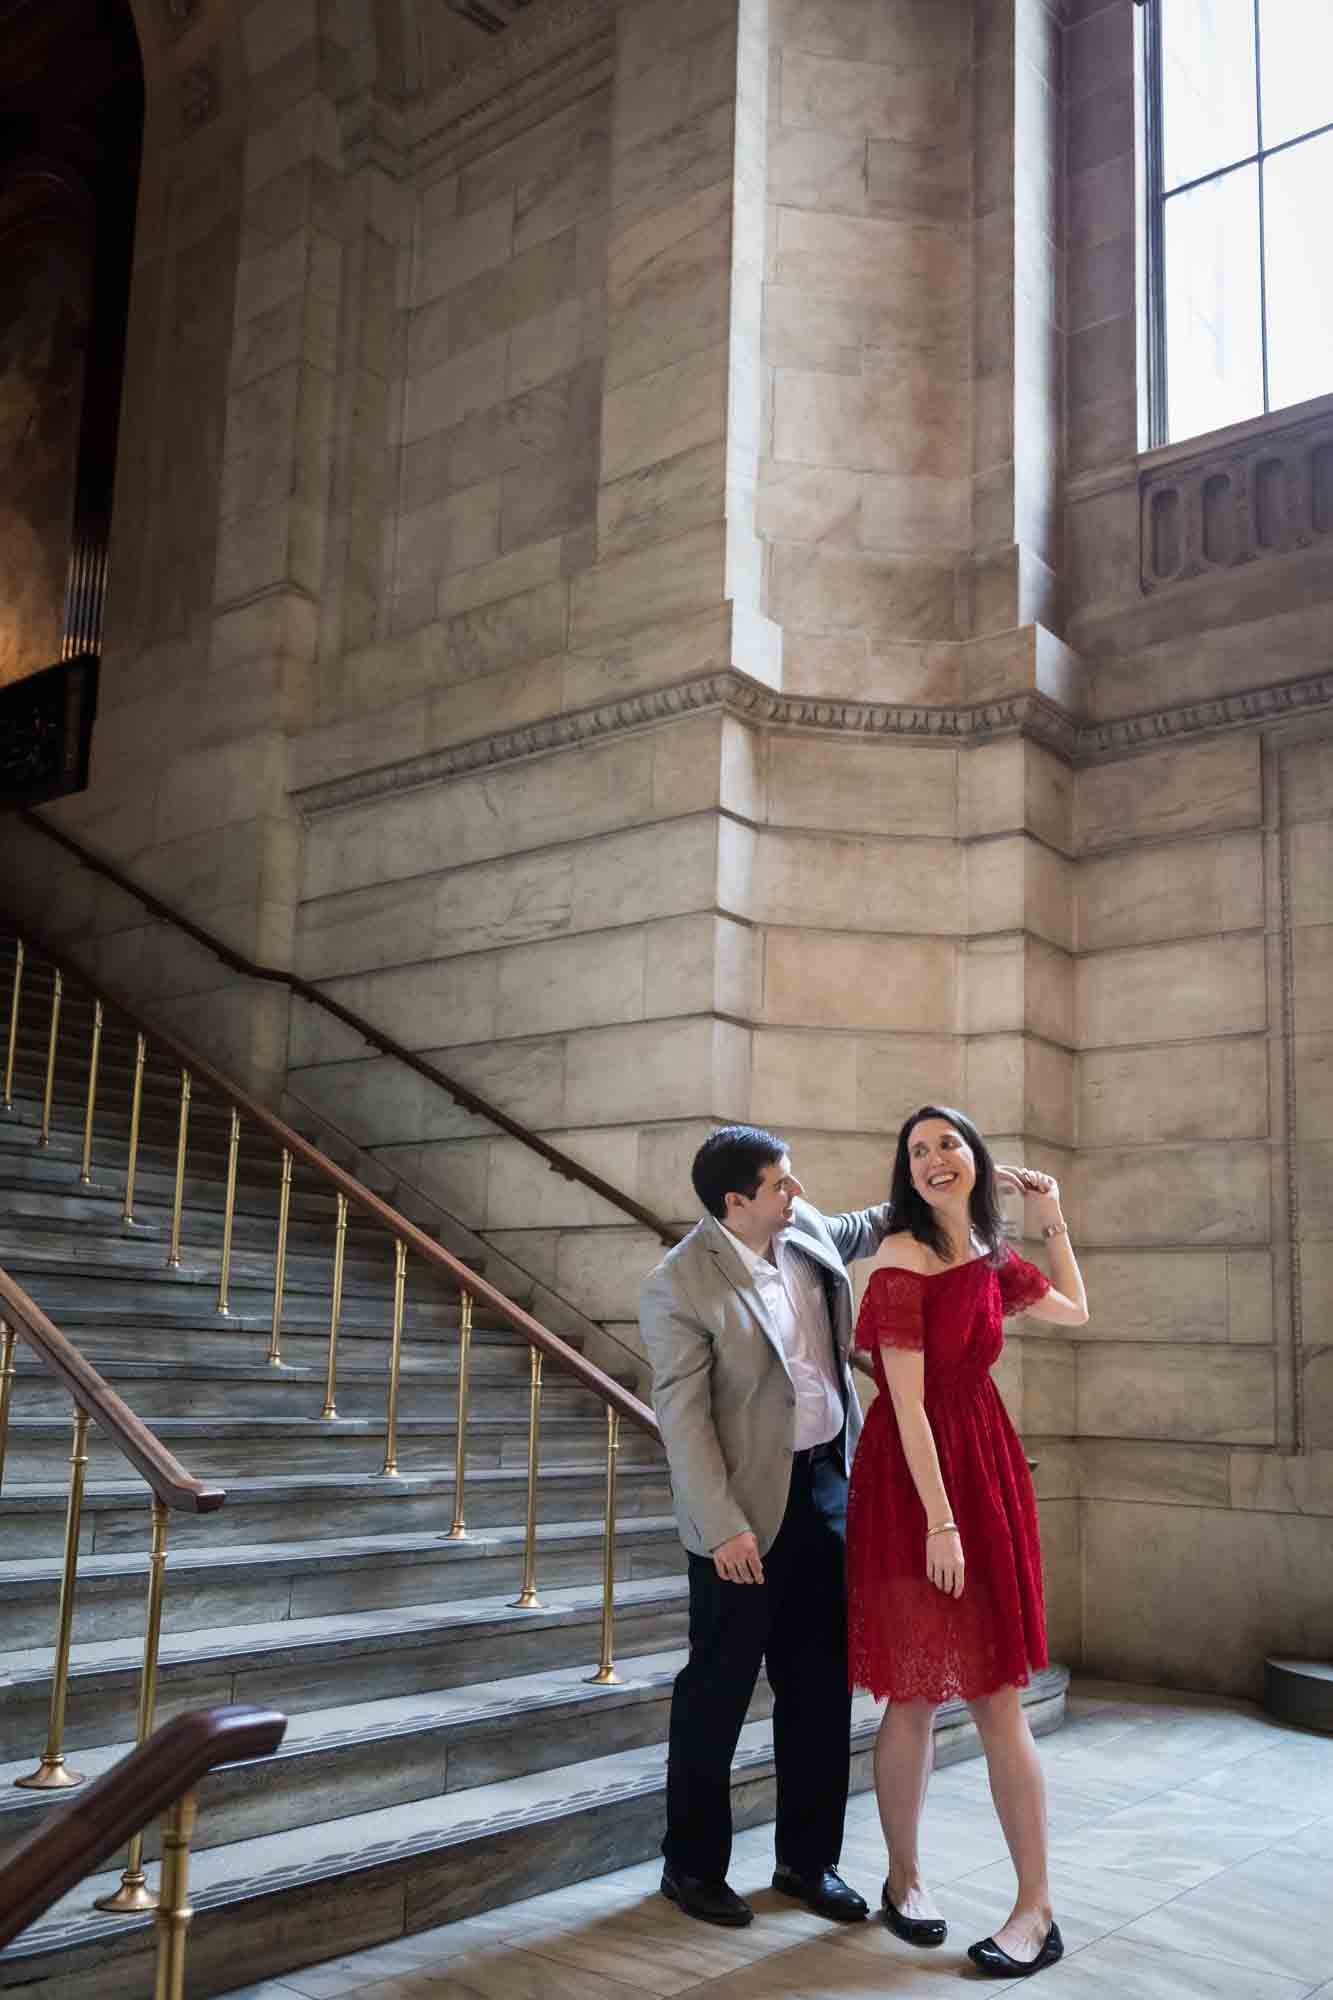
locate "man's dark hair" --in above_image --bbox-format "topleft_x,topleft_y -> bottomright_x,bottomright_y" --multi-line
691,1124 -> 788,1220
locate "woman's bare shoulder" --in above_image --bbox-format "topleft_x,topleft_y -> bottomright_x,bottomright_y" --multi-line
867,1231 -> 931,1275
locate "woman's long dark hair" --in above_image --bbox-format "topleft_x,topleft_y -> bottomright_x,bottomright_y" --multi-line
887,1105 -> 1006,1265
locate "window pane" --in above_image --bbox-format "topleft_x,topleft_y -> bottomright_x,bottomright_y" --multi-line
1162,0 -> 1258,191
1259,0 -> 1333,150
1165,167 -> 1264,439
1264,131 -> 1333,412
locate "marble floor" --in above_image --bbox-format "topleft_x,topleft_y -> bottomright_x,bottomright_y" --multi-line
219,1679 -> 1333,2000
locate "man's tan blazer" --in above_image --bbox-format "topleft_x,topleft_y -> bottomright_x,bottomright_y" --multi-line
639,1196 -> 892,1558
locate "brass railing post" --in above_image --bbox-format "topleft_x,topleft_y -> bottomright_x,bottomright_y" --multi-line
511,1345 -> 544,1609
380,1239 -> 407,1476
447,1289 -> 473,1538
0,1322 -> 16,1500
152,1787 -> 198,2000
166,1070 -> 191,1269
37,968 -> 62,1149
267,1149 -> 293,1366
320,1193 -> 348,1419
95,1497 -> 170,1913
78,1000 -> 104,1184
16,1404 -> 90,1788
216,1110 -> 240,1315
587,1408 -> 621,1685
122,1033 -> 146,1226
2,937 -> 22,1112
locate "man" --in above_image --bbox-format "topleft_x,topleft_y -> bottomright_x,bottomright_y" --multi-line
639,1124 -> 891,1930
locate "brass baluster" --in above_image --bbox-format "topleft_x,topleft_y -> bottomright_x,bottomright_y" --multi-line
78,1001 -> 104,1185
95,1498 -> 170,1913
2,937 -> 22,1112
37,969 -> 62,1149
447,1289 -> 473,1538
122,1034 -> 146,1226
16,1405 -> 90,1788
152,1788 -> 198,2000
166,1071 -> 191,1269
320,1194 -> 348,1419
511,1346 -> 544,1609
587,1408 -> 621,1685
380,1239 -> 407,1476
0,1322 -> 16,1501
217,1110 -> 240,1315
267,1149 -> 293,1366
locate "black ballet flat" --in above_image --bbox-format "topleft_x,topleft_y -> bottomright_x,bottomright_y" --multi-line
967,1921 -> 1063,1978
881,1881 -> 947,1948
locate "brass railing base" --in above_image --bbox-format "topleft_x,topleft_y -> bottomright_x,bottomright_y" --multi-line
15,1755 -> 86,1791
318,1402 -> 338,1420
511,1587 -> 544,1610
585,1666 -> 621,1686
445,1524 -> 468,1541
94,1871 -> 158,1914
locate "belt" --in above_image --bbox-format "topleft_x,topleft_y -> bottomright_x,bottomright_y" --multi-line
792,1438 -> 841,1466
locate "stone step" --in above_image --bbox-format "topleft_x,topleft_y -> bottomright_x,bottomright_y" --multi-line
0,1180 -> 406,1258
0,1222 -> 456,1302
3,1410 -> 660,1483
0,1576 -> 694,1762
0,1515 -> 685,1649
0,1266 -> 481,1331
0,1139 -> 387,1232
1264,1656 -> 1333,1733
43,1323 -> 548,1373
0,1462 -> 675,1559
2,1093 -> 351,1190
0,1667 -> 1070,2000
8,1356 -> 618,1422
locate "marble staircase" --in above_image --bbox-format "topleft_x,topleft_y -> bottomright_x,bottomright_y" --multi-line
0,929 -> 1067,1997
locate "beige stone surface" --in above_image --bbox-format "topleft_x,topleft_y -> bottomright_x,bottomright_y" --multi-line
1076,738 -> 1262,855
761,930 -> 957,1033
1075,1250 -> 1272,1344
1081,1501 -> 1331,1693
1066,1142 -> 1271,1248
763,733 -> 958,837
746,826 -> 964,934
1076,934 -> 1267,1049
1075,830 -> 1265,952
1078,1037 -> 1269,1148
1078,1345 -> 1276,1446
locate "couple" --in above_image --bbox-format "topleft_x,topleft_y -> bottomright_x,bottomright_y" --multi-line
639,1107 -> 1089,1980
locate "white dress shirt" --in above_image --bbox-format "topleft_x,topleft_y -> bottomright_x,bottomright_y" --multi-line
727,1227 -> 844,1449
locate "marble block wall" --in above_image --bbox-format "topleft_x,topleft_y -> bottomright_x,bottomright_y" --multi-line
4,0 -> 1333,1698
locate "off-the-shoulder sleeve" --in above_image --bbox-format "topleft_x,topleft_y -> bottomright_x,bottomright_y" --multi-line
855,1268 -> 926,1353
998,1248 -> 1051,1317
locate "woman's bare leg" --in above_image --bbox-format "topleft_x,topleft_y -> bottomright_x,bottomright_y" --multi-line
969,1686 -> 1053,1959
873,1699 -> 940,1917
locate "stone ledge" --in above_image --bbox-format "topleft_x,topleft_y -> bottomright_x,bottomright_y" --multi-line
292,662 -> 1333,815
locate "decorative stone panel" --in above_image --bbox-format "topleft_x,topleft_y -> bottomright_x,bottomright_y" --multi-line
1141,409 -> 1333,592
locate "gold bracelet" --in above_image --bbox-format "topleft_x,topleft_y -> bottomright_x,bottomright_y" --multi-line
926,1521 -> 958,1537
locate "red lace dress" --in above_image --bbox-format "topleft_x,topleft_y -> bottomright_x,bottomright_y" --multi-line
847,1250 -> 1050,1704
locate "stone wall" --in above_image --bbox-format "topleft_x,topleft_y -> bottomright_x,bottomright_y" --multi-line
3,0 -> 1331,1697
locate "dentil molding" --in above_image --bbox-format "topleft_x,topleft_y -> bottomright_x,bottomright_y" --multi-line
292,665 -> 1333,816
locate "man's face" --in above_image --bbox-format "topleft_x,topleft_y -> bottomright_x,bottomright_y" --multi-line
726,1154 -> 804,1237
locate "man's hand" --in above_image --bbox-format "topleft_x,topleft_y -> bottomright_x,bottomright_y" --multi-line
712,1529 -> 764,1584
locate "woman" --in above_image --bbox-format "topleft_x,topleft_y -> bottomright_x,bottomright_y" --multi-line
846,1105 -> 1088,1979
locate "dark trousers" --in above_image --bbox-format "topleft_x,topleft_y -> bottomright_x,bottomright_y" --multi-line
662,1444 -> 852,1884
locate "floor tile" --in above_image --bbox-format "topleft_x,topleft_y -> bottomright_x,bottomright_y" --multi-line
1117,1843 -> 1333,1984
210,1683 -> 1333,2000
1029,1934 -> 1314,1998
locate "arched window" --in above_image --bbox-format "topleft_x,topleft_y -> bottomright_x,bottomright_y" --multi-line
1145,0 -> 1332,444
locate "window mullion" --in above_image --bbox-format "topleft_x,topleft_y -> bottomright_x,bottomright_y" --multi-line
1254,0 -> 1271,412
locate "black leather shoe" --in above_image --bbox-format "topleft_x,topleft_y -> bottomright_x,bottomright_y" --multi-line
967,1921 -> 1064,1978
772,1866 -> 868,1921
881,1881 -> 947,1947
661,1868 -> 754,1927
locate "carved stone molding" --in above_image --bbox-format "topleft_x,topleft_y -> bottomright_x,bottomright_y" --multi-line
294,663 -> 1333,816
1141,407 -> 1333,593
341,0 -> 615,178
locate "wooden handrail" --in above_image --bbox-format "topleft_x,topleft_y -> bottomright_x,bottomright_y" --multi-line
0,1706 -> 287,1949
4,915 -> 662,1441
16,809 -> 683,1249
0,1267 -> 225,1514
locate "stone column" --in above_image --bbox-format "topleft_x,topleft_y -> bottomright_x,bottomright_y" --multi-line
568,0 -> 782,699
